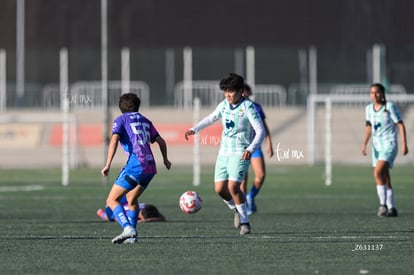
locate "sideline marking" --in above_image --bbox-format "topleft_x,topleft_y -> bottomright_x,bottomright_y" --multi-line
0,185 -> 44,192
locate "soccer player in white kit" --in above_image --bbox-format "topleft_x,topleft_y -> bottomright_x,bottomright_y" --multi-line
361,83 -> 408,217
185,73 -> 265,235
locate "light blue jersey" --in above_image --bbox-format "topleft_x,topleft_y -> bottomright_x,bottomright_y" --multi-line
191,97 -> 265,156
365,102 -> 402,151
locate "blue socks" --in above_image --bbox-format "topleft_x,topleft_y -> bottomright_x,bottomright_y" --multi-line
127,210 -> 138,228
249,186 -> 260,198
113,204 -> 131,229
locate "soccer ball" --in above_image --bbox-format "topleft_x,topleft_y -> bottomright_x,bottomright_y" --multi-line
179,191 -> 203,214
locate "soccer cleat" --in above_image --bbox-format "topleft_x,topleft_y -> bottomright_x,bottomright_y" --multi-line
234,211 -> 240,229
246,194 -> 256,215
239,223 -> 251,235
111,226 -> 137,244
377,205 -> 388,217
123,237 -> 138,244
386,208 -> 398,217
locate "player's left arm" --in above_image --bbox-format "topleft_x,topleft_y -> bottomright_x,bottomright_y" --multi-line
154,135 -> 172,170
245,105 -> 265,157
263,119 -> 274,158
389,103 -> 408,155
397,121 -> 408,155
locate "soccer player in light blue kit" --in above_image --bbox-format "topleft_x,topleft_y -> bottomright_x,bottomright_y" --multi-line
185,73 -> 265,235
102,93 -> 171,244
361,83 -> 408,217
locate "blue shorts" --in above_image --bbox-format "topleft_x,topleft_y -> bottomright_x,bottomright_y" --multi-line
214,155 -> 250,183
372,146 -> 397,169
115,158 -> 155,191
251,149 -> 263,159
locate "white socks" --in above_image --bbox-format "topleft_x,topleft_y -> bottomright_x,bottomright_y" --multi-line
223,199 -> 236,210
235,203 -> 250,224
376,185 -> 395,209
386,189 -> 395,210
223,199 -> 249,224
376,185 -> 386,206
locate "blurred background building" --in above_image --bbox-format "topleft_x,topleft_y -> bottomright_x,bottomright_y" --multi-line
0,0 -> 414,171
0,0 -> 413,107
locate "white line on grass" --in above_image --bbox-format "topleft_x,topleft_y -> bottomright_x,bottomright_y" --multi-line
0,185 -> 45,192
3,234 -> 409,242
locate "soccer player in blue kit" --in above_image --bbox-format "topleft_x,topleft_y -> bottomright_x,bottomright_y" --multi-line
101,93 -> 171,244
185,73 -> 265,235
361,83 -> 408,217
241,83 -> 274,215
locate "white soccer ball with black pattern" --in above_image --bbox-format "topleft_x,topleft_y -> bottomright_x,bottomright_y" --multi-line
179,191 -> 203,214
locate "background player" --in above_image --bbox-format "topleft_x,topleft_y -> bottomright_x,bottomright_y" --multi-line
240,83 -> 274,215
361,83 -> 408,217
97,197 -> 166,223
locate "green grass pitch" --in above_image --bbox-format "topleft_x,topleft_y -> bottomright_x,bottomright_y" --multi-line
0,165 -> 413,274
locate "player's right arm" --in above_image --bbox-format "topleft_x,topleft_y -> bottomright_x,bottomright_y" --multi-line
185,101 -> 223,140
361,123 -> 371,156
101,134 -> 120,176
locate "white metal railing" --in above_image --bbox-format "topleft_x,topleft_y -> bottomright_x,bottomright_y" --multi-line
174,80 -> 222,109
330,83 -> 406,95
329,84 -> 407,106
43,81 -> 150,110
253,84 -> 287,107
174,81 -> 287,109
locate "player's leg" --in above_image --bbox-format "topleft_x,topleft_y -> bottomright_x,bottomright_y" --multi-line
106,184 -> 137,243
125,185 -> 144,228
214,156 -> 234,208
125,173 -> 155,227
373,160 -> 389,217
106,184 -> 130,227
107,167 -> 143,244
382,149 -> 398,217
246,150 -> 265,214
123,174 -> 154,243
215,179 -> 242,228
96,205 -> 114,221
227,156 -> 251,235
240,171 -> 248,194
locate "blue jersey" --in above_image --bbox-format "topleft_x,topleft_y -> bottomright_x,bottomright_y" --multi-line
253,102 -> 266,121
112,112 -> 159,174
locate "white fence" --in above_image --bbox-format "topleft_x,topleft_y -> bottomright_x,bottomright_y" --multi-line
43,81 -> 150,110
174,80 -> 287,109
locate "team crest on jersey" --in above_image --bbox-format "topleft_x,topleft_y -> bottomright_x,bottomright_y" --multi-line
225,119 -> 235,129
238,108 -> 244,117
374,122 -> 381,131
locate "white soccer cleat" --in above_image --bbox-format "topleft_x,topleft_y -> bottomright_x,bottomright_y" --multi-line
239,223 -> 251,235
111,226 -> 137,244
377,205 -> 387,217
122,237 -> 138,244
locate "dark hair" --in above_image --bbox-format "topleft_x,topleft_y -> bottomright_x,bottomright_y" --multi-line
119,93 -> 141,113
243,83 -> 252,96
219,73 -> 244,92
370,83 -> 387,111
141,204 -> 161,219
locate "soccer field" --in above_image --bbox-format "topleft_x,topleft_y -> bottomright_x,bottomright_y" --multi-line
0,165 -> 413,274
